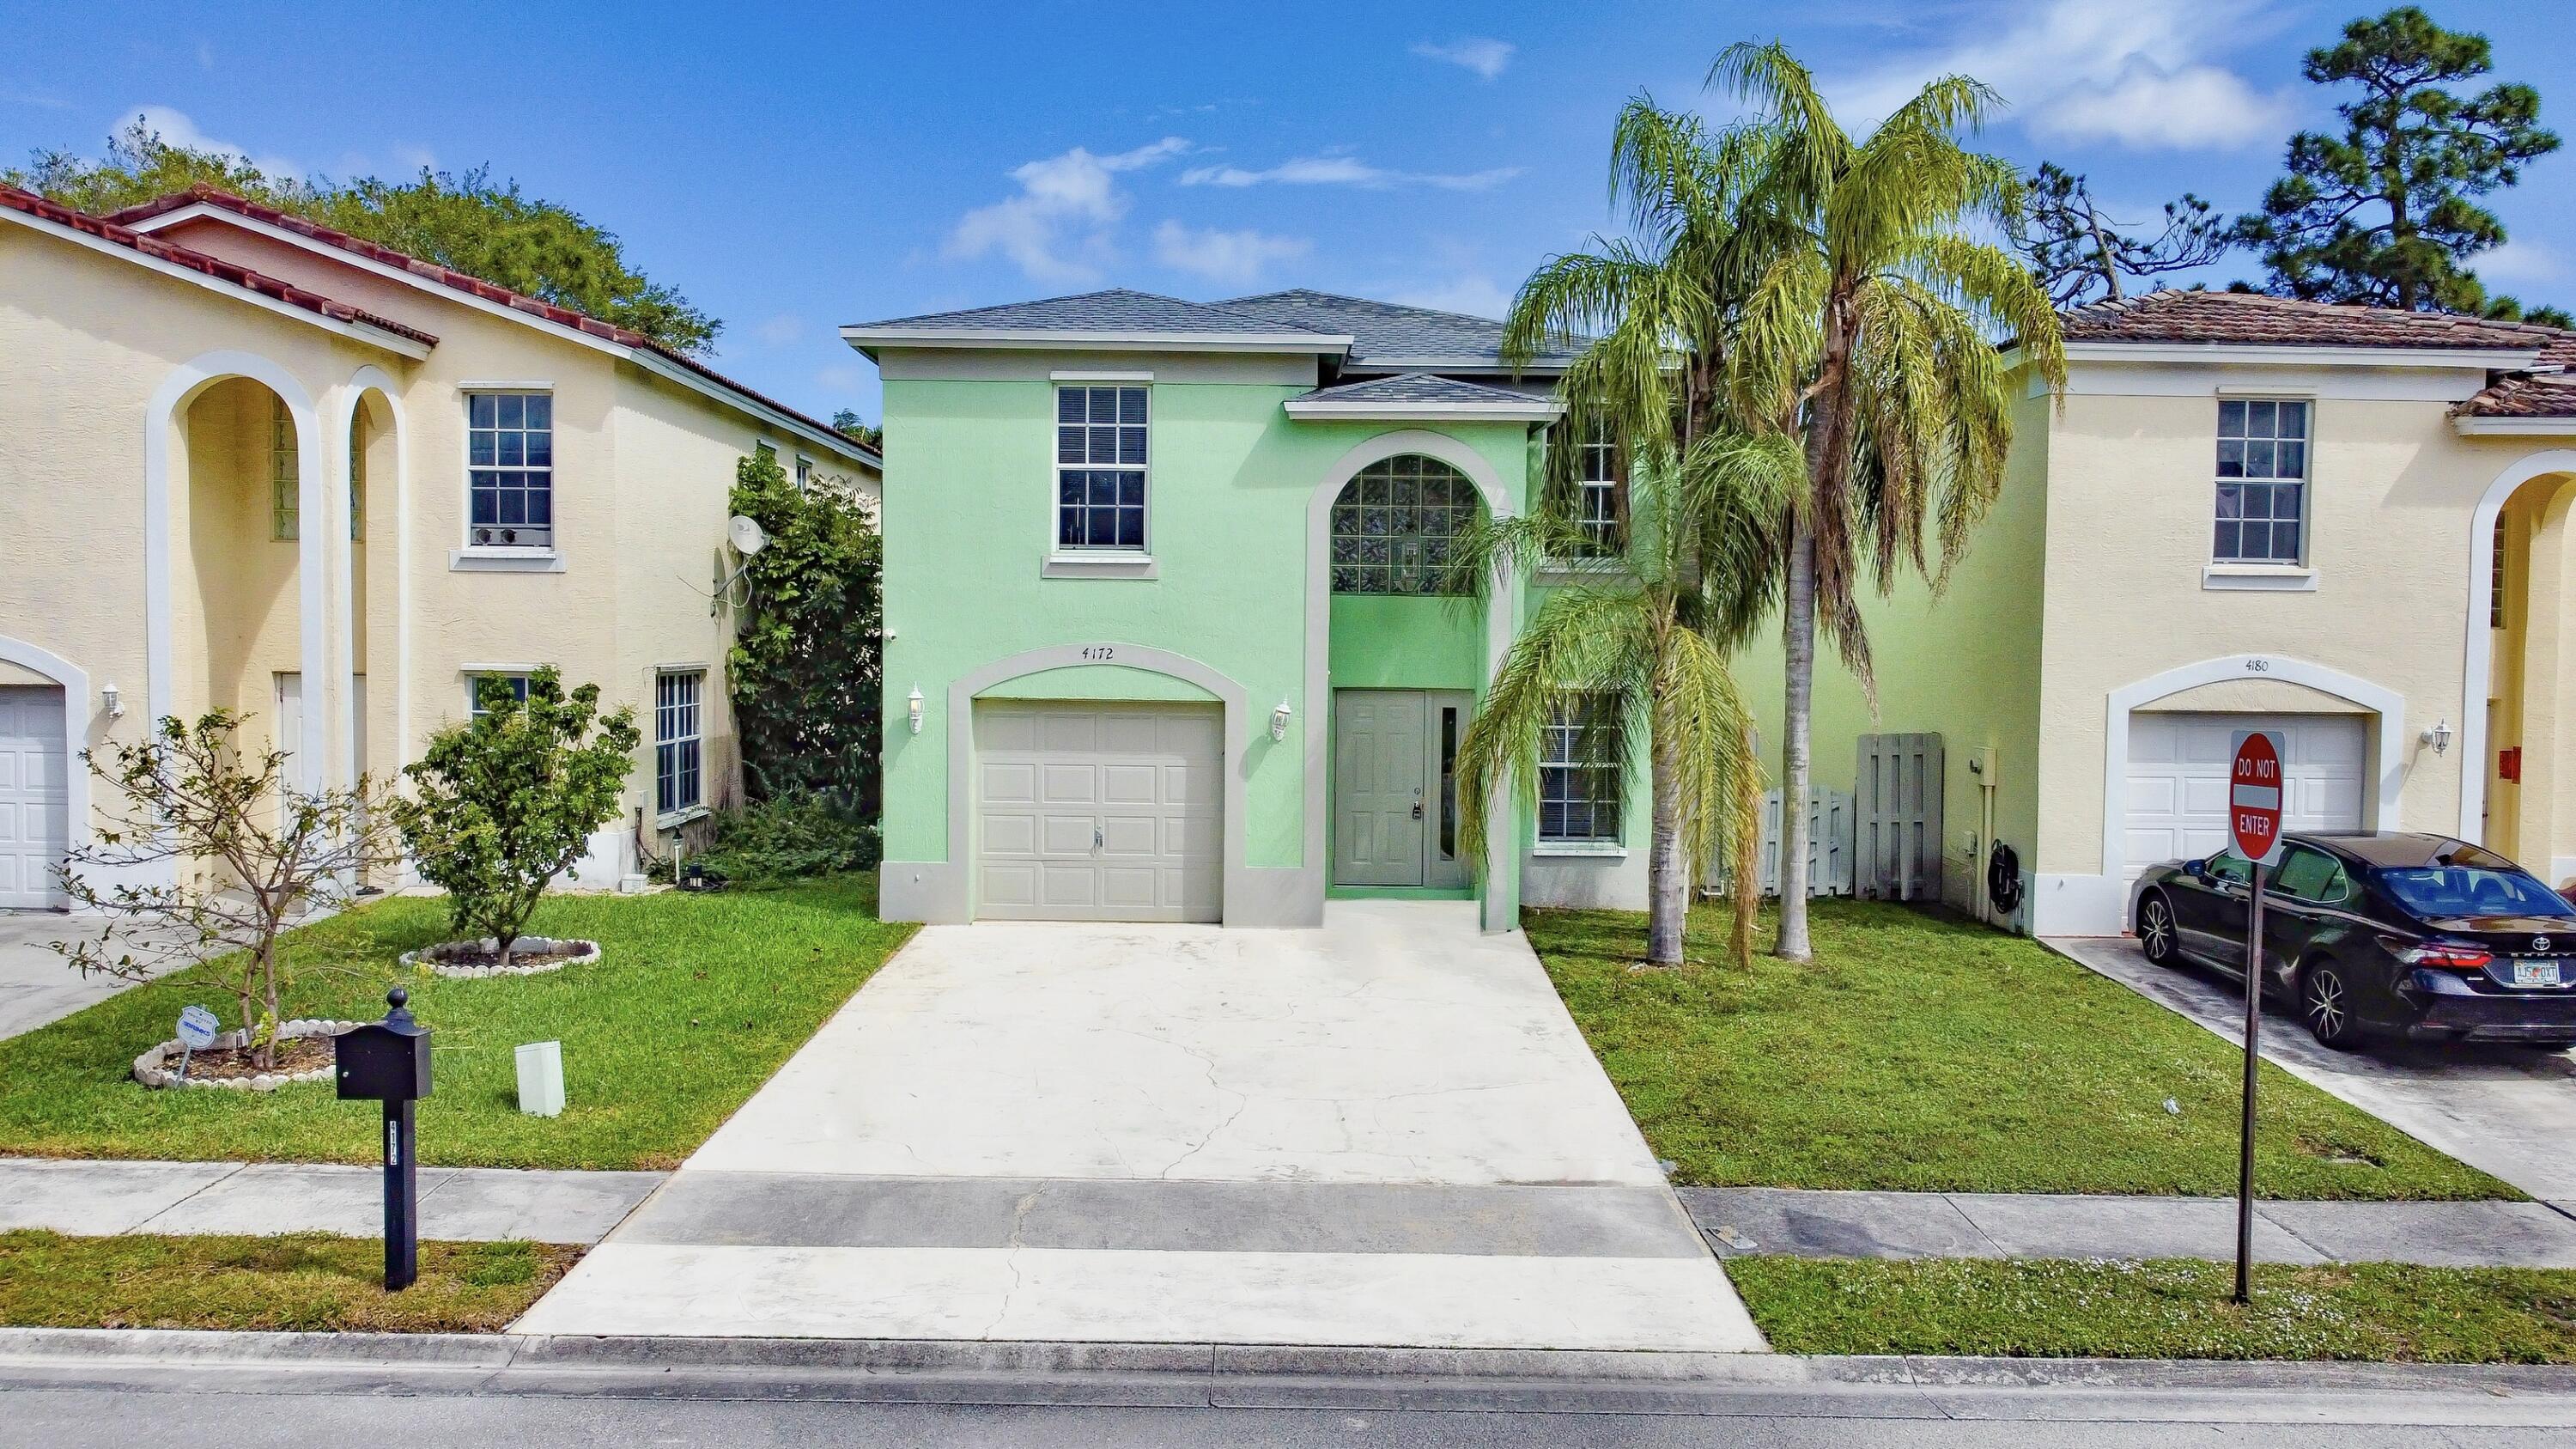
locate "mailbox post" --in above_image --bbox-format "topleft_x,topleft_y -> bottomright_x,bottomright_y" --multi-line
335,987 -> 433,1290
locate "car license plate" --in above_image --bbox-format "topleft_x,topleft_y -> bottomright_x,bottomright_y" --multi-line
2513,959 -> 2564,988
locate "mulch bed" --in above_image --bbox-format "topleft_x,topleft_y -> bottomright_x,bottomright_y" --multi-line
167,1036 -> 332,1081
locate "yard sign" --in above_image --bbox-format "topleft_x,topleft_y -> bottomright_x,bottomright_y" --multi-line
2228,729 -> 2287,868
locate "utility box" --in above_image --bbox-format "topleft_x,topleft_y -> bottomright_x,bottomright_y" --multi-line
515,1040 -> 565,1117
335,1010 -> 433,1101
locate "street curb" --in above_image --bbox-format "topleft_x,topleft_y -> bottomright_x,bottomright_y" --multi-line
5,1326 -> 2576,1409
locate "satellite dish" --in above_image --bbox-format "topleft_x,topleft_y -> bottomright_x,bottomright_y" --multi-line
728,515 -> 769,556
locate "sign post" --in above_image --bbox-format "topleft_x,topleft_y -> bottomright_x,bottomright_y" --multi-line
173,1005 -> 218,1083
2227,728 -> 2286,1305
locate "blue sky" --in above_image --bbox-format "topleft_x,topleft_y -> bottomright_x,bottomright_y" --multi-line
4,1 -> 2570,424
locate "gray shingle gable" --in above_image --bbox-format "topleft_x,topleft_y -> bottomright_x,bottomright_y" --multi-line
1218,288 -> 1575,368
853,288 -> 1343,337
1294,374 -> 1545,405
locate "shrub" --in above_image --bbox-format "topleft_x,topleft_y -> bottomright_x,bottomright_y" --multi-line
389,668 -> 640,965
675,792 -> 881,889
726,449 -> 883,812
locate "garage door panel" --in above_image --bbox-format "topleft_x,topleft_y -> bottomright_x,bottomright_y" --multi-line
981,762 -> 1038,804
975,702 -> 1224,923
0,685 -> 68,910
2124,711 -> 2364,896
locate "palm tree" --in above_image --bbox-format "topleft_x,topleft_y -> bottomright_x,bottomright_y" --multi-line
1712,42 -> 2065,960
1450,99 -> 1795,968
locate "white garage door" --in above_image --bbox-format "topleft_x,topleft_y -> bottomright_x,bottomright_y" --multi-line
975,703 -> 1222,922
0,685 -> 69,910
2124,711 -> 2365,890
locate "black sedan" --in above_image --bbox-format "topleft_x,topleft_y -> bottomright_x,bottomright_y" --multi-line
2131,831 -> 2576,1051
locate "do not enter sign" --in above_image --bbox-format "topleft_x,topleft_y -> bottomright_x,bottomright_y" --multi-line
2229,729 -> 2287,866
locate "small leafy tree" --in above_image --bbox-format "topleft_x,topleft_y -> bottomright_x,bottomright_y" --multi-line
390,669 -> 640,966
726,448 -> 884,812
52,712 -> 404,1069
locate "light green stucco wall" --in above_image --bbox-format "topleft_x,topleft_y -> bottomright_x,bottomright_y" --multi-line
878,363 -> 1534,909
1734,388 -> 2050,916
978,664 -> 1218,702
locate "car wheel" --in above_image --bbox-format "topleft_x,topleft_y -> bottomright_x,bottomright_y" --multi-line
2300,961 -> 2365,1050
2138,892 -> 2180,966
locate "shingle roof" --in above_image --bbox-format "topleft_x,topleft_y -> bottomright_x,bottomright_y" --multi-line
1218,289 -> 1576,368
102,186 -> 874,464
2062,289 -> 2556,351
2457,332 -> 2576,419
1,182 -> 439,346
854,288 -> 1348,339
1292,373 -> 1545,405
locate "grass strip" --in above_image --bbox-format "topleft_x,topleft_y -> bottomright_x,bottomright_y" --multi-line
0,1229 -> 578,1333
1528,899 -> 2511,1199
1727,1255 -> 2576,1361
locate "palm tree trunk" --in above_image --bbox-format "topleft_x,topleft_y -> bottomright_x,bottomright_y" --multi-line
1646,715 -> 1687,965
1775,513 -> 1817,962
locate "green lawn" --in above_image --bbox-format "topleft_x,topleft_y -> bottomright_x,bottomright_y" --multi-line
0,874 -> 912,1169
0,1230 -> 577,1332
1527,899 -> 2511,1199
1728,1256 -> 2576,1361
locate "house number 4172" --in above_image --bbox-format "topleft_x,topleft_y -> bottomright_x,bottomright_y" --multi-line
1081,646 -> 1117,661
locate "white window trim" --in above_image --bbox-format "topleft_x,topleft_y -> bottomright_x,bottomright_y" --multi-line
1537,696 -> 1625,848
2211,396 -> 2312,569
1532,840 -> 1630,859
654,667 -> 707,826
460,387 -> 559,557
2202,563 -> 2318,592
461,668 -> 537,719
1048,382 -> 1153,567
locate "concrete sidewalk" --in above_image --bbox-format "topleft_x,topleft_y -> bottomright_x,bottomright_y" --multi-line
1680,1186 -> 2576,1267
0,1157 -> 663,1244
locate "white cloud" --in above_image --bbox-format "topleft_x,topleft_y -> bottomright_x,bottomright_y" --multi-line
754,314 -> 805,346
1388,275 -> 1514,320
1413,37 -> 1515,81
2479,240 -> 2562,287
123,104 -> 301,180
945,137 -> 1191,283
1826,0 -> 2293,152
1151,221 -> 1310,284
1180,152 -> 1520,192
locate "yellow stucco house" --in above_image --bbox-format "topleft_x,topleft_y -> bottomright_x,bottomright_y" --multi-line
0,184 -> 879,909
1754,289 -> 2576,937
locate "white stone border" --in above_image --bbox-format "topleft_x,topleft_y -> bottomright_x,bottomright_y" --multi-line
400,935 -> 601,978
132,1020 -> 357,1091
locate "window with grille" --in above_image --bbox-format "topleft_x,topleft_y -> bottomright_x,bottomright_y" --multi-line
270,396 -> 298,540
1329,455 -> 1480,594
1575,430 -> 1625,555
2214,399 -> 2307,563
1055,385 -> 1147,550
2493,515 -> 2509,629
348,420 -> 364,542
468,392 -> 554,548
1539,695 -> 1622,843
656,671 -> 703,816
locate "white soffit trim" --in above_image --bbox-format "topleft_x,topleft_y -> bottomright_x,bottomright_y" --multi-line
843,325 -> 1354,356
2456,415 -> 2576,436
1,206 -> 432,358
1284,399 -> 1564,423
2062,339 -> 2543,371
127,202 -> 873,468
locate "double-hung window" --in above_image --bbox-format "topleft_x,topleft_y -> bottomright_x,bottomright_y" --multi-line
655,670 -> 703,817
468,392 -> 554,549
1538,694 -> 1623,845
1575,429 -> 1625,556
1055,385 -> 1147,551
2214,399 -> 2307,564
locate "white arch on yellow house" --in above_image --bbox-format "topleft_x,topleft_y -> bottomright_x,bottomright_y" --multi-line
341,366 -> 408,788
143,350 -> 334,792
0,633 -> 93,882
1303,429 -> 1518,931
2464,448 -> 2576,875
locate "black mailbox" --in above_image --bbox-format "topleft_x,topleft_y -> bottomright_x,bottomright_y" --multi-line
336,989 -> 432,1100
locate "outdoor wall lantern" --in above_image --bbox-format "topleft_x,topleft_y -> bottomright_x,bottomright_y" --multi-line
100,682 -> 123,719
2421,719 -> 2452,756
908,685 -> 924,735
1272,700 -> 1292,741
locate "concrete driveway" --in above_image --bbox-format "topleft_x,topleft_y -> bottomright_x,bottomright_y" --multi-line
2049,935 -> 2576,1207
0,911 -> 148,1041
518,901 -> 1764,1352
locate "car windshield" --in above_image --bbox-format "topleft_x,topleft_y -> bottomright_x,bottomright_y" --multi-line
2379,866 -> 2576,921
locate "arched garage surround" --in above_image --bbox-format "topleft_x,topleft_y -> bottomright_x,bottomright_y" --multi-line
0,635 -> 90,908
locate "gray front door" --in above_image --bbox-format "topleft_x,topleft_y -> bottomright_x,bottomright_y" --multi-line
1332,690 -> 1473,888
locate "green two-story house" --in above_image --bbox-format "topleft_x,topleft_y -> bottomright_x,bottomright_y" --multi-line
845,289 -> 1649,931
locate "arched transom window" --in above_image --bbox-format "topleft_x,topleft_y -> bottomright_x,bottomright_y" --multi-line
1329,454 -> 1481,595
